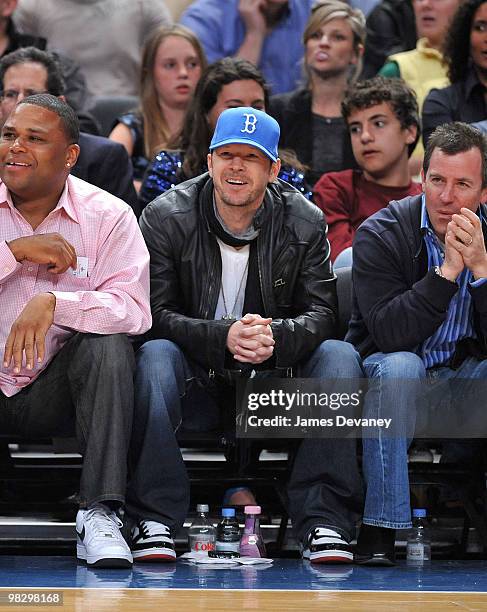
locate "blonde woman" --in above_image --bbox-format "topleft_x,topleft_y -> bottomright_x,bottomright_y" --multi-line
110,24 -> 206,189
269,0 -> 365,186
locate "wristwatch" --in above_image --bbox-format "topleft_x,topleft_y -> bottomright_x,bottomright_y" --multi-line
434,265 -> 444,278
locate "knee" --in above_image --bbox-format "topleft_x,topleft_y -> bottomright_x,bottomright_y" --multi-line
365,351 -> 425,380
312,339 -> 363,376
136,339 -> 184,379
77,333 -> 134,368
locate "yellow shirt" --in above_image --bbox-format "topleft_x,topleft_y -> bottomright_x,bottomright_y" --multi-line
389,39 -> 449,160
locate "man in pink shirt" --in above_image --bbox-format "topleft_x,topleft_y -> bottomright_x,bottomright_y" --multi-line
0,94 -> 151,568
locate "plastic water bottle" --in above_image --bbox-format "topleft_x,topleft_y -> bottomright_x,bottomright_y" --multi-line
188,504 -> 216,556
239,505 -> 266,558
407,508 -> 431,565
216,508 -> 240,553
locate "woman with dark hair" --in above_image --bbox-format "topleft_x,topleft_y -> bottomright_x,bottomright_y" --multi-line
138,57 -> 310,210
109,24 -> 207,189
269,0 -> 366,187
422,0 -> 487,147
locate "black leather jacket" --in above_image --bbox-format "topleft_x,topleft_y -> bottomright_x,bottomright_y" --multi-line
139,173 -> 337,375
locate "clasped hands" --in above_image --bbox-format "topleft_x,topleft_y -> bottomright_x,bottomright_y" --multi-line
442,207 -> 487,281
226,313 -> 275,364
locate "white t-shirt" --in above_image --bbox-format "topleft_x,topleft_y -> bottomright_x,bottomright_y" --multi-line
214,239 -> 250,321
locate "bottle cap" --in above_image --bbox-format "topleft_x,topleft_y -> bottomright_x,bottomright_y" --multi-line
244,505 -> 261,514
413,508 -> 427,518
222,507 -> 236,517
197,504 -> 209,513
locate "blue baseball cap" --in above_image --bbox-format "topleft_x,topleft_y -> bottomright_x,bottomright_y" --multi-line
209,107 -> 280,162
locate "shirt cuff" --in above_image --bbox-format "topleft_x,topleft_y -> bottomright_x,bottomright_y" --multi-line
50,291 -> 81,328
0,241 -> 22,282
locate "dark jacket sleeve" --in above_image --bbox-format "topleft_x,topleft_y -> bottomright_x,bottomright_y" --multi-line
470,281 -> 487,350
353,222 -> 459,352
361,0 -> 416,78
270,208 -> 338,368
73,134 -> 139,217
139,201 -> 233,373
102,142 -> 140,217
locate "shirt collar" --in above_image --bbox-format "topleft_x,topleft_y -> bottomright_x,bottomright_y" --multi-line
416,38 -> 443,60
58,178 -> 79,223
0,177 -> 79,224
420,193 -> 433,232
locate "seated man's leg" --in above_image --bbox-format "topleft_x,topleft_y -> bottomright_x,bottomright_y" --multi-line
126,339 -> 219,562
287,339 -> 364,563
435,356 -> 487,465
357,350 -> 425,566
7,332 -> 135,568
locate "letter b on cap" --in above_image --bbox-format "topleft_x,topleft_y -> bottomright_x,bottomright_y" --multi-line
241,113 -> 257,134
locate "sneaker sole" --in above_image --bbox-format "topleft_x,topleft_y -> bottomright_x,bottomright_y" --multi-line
307,550 -> 354,564
77,544 -> 133,568
354,555 -> 395,567
133,550 -> 176,563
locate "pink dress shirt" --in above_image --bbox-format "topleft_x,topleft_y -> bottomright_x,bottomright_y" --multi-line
0,175 -> 151,397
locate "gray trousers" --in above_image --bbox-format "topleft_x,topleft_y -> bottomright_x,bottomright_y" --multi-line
0,333 -> 135,508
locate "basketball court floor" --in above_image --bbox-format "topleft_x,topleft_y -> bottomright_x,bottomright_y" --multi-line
2,557 -> 487,611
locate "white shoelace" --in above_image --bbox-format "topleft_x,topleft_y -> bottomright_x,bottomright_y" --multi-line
311,528 -> 346,544
139,520 -> 171,538
84,505 -> 123,539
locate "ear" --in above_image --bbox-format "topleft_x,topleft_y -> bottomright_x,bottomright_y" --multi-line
351,43 -> 365,64
481,186 -> 487,204
269,158 -> 281,183
66,143 -> 80,169
207,152 -> 213,177
421,167 -> 426,191
405,124 -> 417,145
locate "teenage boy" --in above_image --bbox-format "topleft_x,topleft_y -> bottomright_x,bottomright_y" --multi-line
313,77 -> 422,266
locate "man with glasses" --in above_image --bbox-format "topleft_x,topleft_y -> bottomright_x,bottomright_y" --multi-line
0,47 -> 139,215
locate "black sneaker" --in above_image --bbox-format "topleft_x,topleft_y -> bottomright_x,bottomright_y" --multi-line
131,520 -> 176,562
302,527 -> 353,564
354,524 -> 396,566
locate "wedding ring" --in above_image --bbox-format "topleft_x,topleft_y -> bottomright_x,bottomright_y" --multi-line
466,236 -> 473,246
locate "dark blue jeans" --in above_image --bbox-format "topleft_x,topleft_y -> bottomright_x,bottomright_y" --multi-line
362,351 -> 487,529
126,339 -> 364,543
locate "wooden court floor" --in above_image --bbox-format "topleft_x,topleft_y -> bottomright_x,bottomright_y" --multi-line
3,588 -> 487,611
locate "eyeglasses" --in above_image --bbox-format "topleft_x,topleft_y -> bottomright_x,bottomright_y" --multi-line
0,89 -> 48,101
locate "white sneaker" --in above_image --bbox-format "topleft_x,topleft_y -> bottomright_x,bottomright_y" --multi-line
302,527 -> 353,564
131,520 -> 176,562
76,505 -> 133,568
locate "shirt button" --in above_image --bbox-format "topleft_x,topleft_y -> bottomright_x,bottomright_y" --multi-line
28,266 -> 33,272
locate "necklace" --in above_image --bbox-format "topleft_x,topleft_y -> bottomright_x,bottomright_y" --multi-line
221,259 -> 249,321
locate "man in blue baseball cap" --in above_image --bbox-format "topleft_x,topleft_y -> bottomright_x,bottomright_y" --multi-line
128,107 -> 364,565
